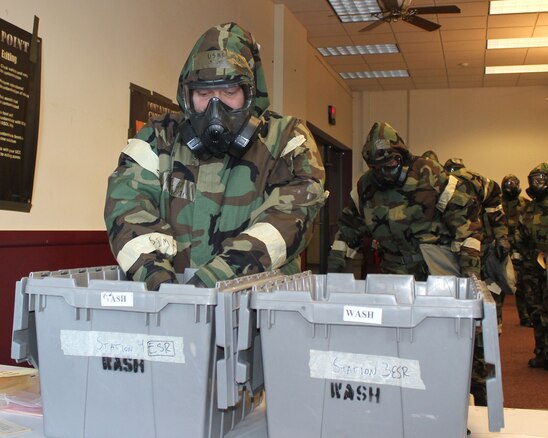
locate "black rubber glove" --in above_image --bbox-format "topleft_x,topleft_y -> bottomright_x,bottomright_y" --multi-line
327,249 -> 346,273
494,238 -> 511,261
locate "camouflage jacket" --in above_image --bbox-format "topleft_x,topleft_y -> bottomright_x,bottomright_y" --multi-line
104,23 -> 326,288
332,156 -> 482,277
516,196 -> 548,257
451,168 -> 508,246
104,110 -> 326,287
502,195 -> 528,248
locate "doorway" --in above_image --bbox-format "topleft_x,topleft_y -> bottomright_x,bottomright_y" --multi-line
304,123 -> 352,274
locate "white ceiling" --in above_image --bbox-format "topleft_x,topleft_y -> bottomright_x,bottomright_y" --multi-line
273,0 -> 548,91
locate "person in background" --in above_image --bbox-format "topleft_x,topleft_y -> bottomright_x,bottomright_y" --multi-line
327,122 -> 486,405
501,174 -> 532,327
516,163 -> 548,370
421,149 -> 439,163
444,159 -> 513,333
328,123 -> 482,280
104,22 -> 326,290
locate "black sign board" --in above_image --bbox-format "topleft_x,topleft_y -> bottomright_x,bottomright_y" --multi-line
128,83 -> 179,139
0,17 -> 41,212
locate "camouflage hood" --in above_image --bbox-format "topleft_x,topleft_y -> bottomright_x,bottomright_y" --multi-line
177,22 -> 270,118
362,121 -> 409,164
529,162 -> 548,177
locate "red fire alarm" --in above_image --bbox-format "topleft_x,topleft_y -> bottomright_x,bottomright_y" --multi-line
328,105 -> 336,125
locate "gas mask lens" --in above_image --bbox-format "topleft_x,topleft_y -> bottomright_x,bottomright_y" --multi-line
369,151 -> 405,187
503,177 -> 520,197
529,172 -> 547,191
185,80 -> 253,114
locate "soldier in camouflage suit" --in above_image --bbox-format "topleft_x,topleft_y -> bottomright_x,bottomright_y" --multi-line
515,163 -> 548,369
327,122 -> 486,406
444,159 -> 512,333
328,122 -> 482,280
501,174 -> 532,326
104,23 -> 326,290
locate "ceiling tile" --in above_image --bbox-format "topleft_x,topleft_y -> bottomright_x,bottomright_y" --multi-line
276,0 -> 546,91
441,29 -> 486,42
487,27 -> 537,38
533,26 -> 548,37
488,14 -> 539,28
485,49 -> 527,65
525,47 -> 548,64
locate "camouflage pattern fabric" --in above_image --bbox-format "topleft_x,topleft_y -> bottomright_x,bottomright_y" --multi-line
104,23 -> 326,289
502,192 -> 530,323
515,163 -> 548,366
328,121 -> 485,404
329,122 -> 483,280
361,121 -> 409,164
447,165 -> 511,333
449,167 -> 509,248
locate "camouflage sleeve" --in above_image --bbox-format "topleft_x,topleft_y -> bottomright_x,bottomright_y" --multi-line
104,122 -> 178,290
437,176 -> 483,277
194,119 -> 327,286
327,187 -> 367,272
334,185 -> 368,250
483,180 -> 509,241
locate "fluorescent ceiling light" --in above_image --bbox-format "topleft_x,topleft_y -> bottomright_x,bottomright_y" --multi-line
489,0 -> 548,14
485,64 -> 548,74
340,70 -> 409,79
328,0 -> 381,22
487,37 -> 548,49
318,44 -> 399,56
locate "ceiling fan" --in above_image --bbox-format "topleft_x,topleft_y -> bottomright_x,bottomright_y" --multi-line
358,0 -> 461,32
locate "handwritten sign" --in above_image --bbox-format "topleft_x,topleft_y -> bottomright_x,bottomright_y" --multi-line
60,330 -> 185,364
309,349 -> 425,390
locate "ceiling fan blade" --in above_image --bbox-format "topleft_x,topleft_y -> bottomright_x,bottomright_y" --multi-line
403,14 -> 441,31
359,19 -> 386,32
412,5 -> 461,14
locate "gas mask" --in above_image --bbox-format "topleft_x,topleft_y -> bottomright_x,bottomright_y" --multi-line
502,175 -> 521,200
369,151 -> 408,189
526,171 -> 547,200
180,80 -> 262,160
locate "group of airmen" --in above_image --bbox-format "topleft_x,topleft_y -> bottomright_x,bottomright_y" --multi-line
103,21 -> 546,416
327,121 -> 547,405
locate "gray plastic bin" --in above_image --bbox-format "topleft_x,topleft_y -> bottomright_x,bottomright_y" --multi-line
250,272 -> 504,438
11,265 -> 271,438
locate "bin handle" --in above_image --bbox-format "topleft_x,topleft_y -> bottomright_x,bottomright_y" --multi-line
475,278 -> 505,432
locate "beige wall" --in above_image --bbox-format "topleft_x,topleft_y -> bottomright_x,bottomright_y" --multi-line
0,1 -> 354,230
273,4 -> 353,148
356,86 -> 548,193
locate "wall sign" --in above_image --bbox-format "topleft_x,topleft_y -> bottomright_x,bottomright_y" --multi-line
0,17 -> 41,212
128,83 -> 179,139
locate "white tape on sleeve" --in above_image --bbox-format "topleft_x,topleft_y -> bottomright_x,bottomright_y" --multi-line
123,138 -> 160,177
332,240 -> 348,252
437,175 -> 458,212
60,330 -> 185,364
281,134 -> 305,156
309,349 -> 425,390
242,222 -> 287,269
461,237 -> 481,252
117,232 -> 177,272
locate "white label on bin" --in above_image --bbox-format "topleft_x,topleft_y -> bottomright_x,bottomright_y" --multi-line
309,349 -> 425,390
343,305 -> 382,324
100,292 -> 134,307
60,330 -> 185,363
